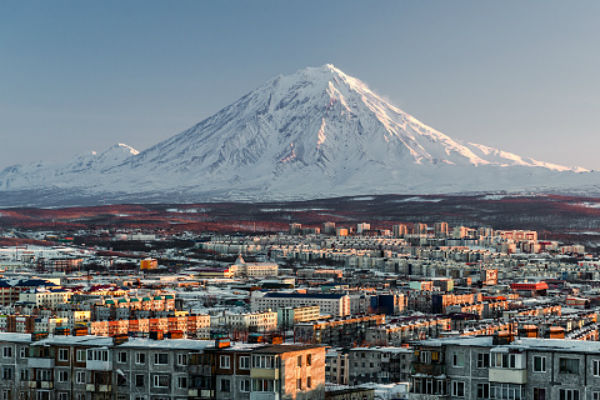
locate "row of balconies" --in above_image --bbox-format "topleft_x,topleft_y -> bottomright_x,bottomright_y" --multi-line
26,357 -> 111,371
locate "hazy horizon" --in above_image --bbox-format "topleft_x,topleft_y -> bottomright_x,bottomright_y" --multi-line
2,1 -> 600,169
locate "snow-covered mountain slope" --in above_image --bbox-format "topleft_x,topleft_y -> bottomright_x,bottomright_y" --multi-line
0,143 -> 139,191
0,64 -> 598,205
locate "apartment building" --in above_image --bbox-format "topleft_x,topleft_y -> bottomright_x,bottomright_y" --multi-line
277,306 -> 320,329
0,332 -> 325,400
113,338 -> 214,400
325,349 -> 349,385
347,346 -> 413,385
223,311 -> 278,332
190,342 -> 326,400
251,293 -> 350,317
19,289 -> 73,308
410,336 -> 600,400
294,315 -> 385,347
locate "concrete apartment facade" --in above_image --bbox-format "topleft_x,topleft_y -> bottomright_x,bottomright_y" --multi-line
410,337 -> 600,400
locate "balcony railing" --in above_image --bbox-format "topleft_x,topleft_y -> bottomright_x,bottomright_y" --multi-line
27,358 -> 55,369
250,393 -> 280,400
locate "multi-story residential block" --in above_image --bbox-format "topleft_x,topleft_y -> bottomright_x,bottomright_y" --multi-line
410,336 -> 600,400
251,293 -> 350,317
347,346 -> 413,385
0,332 -> 325,400
189,341 -> 326,400
277,306 -> 320,329
294,315 -> 385,347
325,349 -> 349,385
223,311 -> 278,332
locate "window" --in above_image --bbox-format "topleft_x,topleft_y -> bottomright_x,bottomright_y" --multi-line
117,352 -> 127,363
87,350 -> 108,362
252,355 -> 275,368
177,376 -> 187,389
559,358 -> 579,374
20,370 -> 28,381
559,389 -> 579,400
533,356 -> 546,372
2,368 -> 11,380
220,355 -> 230,369
307,354 -> 312,366
135,375 -> 144,387
58,394 -> 68,400
57,370 -> 69,383
420,351 -> 432,363
592,392 -> 600,400
594,360 -> 600,376
307,377 -> 312,389
177,354 -> 187,366
492,353 -> 516,369
58,349 -> 69,362
136,352 -> 146,364
451,381 -> 465,398
477,353 -> 489,368
154,353 -> 169,365
477,383 -> 489,399
239,356 -> 250,369
534,388 -> 547,400
297,379 -> 302,390
298,356 -> 302,366
19,347 -> 27,359
76,350 -> 85,362
240,379 -> 250,392
2,347 -> 11,358
220,379 -> 230,393
453,353 -> 464,367
75,371 -> 85,385
253,379 -> 275,392
153,375 -> 169,388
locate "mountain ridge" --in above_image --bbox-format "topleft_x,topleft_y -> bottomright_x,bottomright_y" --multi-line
0,64 -> 596,206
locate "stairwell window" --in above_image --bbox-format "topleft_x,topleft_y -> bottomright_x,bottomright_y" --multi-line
594,360 -> 600,376
559,358 -> 579,375
452,353 -> 464,367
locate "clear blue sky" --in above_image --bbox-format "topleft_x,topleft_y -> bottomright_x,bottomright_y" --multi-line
1,1 -> 599,169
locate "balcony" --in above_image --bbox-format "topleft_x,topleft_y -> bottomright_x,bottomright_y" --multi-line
28,358 -> 55,369
86,360 -> 111,371
86,384 -> 111,392
40,382 -> 53,390
409,394 -> 448,400
413,363 -> 445,376
489,368 -> 527,384
250,393 -> 280,400
250,368 -> 279,380
29,381 -> 53,390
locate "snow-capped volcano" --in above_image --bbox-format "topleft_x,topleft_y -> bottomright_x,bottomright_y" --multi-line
0,64 -> 596,206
